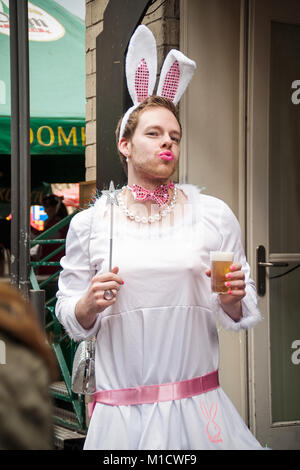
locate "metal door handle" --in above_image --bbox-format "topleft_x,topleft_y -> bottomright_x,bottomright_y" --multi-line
256,245 -> 289,297
258,261 -> 289,268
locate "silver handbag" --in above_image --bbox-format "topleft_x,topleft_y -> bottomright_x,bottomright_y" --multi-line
71,337 -> 96,394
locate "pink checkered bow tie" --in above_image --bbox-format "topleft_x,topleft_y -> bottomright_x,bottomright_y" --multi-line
128,181 -> 175,206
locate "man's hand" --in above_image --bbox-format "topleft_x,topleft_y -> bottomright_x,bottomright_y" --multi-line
205,263 -> 245,322
75,266 -> 124,329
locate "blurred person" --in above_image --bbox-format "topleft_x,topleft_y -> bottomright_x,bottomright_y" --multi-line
43,194 -> 68,225
0,283 -> 57,450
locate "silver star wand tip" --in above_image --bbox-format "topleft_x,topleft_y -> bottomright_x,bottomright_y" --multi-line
102,180 -> 121,206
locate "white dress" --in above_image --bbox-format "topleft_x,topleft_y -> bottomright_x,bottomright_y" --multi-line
56,184 -> 263,450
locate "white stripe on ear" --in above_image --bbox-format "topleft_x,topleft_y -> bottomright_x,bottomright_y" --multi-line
125,25 -> 157,105
157,50 -> 197,105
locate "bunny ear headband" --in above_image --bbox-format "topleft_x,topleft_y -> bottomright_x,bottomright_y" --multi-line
119,25 -> 197,141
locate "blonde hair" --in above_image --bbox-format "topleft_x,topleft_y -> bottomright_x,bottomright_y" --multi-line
115,96 -> 181,176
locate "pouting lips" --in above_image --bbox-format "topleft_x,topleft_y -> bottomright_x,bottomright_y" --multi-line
158,151 -> 174,161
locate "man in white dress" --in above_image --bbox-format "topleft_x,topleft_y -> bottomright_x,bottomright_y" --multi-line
56,95 -> 263,449
56,24 -> 263,450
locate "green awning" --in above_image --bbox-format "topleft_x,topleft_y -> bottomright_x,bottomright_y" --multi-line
0,0 -> 85,175
0,117 -> 85,155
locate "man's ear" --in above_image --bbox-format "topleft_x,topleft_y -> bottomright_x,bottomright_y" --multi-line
118,137 -> 131,157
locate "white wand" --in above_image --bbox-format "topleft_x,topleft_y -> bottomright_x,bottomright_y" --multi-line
102,180 -> 121,300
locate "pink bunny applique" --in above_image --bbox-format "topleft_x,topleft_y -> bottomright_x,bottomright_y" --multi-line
200,401 -> 223,444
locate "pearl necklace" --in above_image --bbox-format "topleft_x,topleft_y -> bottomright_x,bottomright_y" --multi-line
117,185 -> 178,224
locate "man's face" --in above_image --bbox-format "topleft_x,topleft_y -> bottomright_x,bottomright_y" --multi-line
120,107 -> 181,183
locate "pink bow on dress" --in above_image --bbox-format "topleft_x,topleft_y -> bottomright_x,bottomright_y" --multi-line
128,181 -> 175,206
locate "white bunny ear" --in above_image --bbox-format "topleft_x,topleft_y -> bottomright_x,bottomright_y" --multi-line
125,25 -> 157,105
157,50 -> 196,105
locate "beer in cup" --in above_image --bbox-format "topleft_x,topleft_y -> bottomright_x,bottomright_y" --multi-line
210,251 -> 234,294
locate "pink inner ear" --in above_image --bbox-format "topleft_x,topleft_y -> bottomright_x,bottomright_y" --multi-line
135,58 -> 149,102
161,60 -> 180,101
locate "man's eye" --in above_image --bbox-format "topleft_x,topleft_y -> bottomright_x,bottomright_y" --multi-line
147,131 -> 158,136
171,136 -> 180,143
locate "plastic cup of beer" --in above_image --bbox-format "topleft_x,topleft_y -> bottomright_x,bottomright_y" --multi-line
210,251 -> 234,294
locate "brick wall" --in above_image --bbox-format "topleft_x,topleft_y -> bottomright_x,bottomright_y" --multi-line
85,0 -> 179,181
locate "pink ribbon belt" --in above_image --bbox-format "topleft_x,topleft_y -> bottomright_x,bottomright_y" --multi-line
88,369 -> 219,418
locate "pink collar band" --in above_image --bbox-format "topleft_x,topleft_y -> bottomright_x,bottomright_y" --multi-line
88,369 -> 219,418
